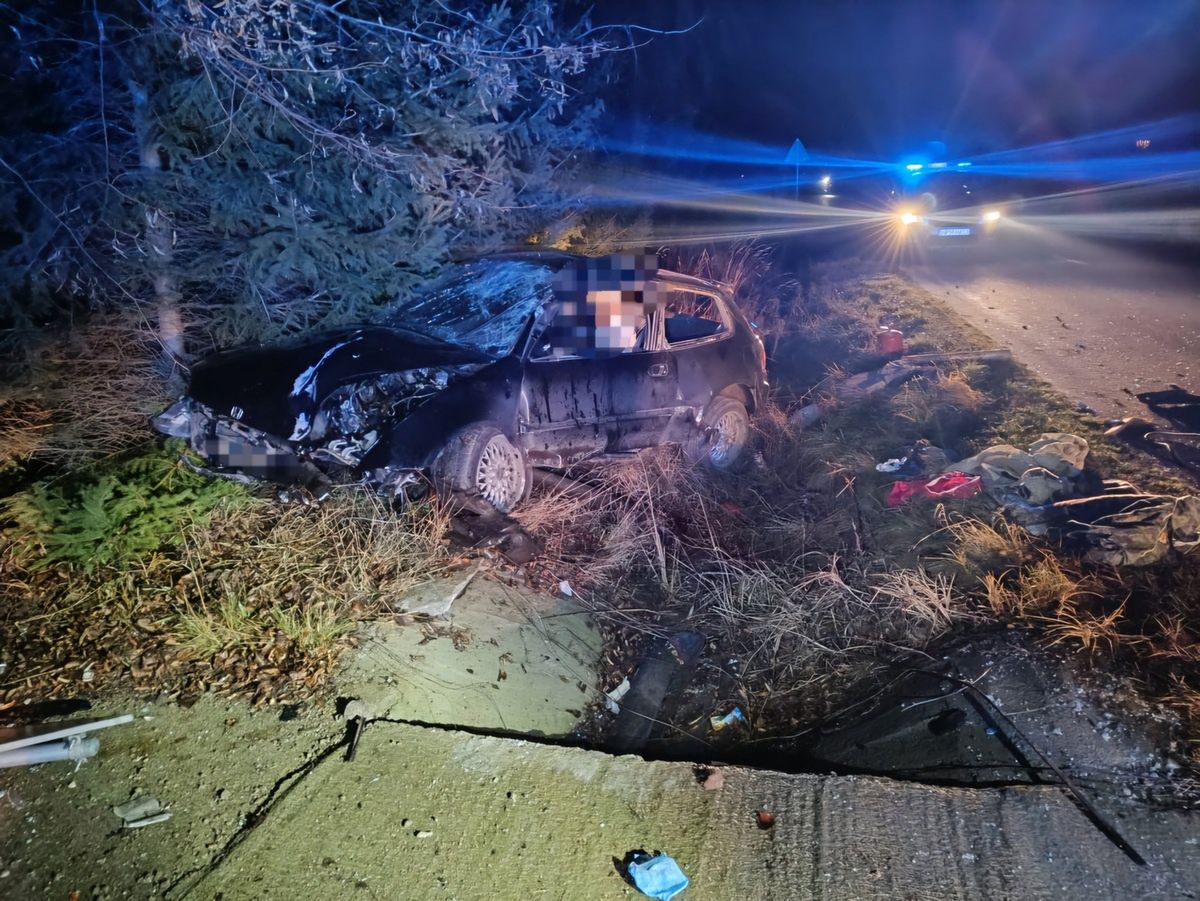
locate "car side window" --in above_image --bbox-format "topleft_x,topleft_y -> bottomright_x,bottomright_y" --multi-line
530,292 -> 658,360
663,291 -> 728,346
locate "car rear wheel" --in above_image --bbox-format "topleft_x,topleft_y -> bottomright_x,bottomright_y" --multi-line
696,396 -> 751,471
437,423 -> 529,513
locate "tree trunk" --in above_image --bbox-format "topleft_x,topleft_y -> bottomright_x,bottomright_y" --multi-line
129,80 -> 186,388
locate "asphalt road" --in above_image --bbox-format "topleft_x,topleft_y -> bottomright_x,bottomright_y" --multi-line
899,228 -> 1200,419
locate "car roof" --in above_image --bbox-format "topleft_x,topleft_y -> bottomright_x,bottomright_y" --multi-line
475,251 -> 735,297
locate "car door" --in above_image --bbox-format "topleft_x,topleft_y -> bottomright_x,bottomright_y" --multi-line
604,290 -> 685,451
657,286 -> 739,412
521,352 -> 612,465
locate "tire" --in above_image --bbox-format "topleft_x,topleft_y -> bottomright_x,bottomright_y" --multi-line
693,395 -> 751,472
437,423 -> 529,513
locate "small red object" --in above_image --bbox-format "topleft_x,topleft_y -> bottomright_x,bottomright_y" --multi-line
924,472 -> 982,499
877,328 -> 905,356
886,471 -> 981,506
755,810 -> 776,829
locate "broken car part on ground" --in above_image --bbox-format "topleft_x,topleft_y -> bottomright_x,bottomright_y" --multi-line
153,254 -> 768,511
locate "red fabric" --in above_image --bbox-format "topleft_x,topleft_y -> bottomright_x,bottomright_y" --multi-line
886,471 -> 982,506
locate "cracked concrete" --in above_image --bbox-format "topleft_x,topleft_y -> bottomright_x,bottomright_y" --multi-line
2,586 -> 1197,899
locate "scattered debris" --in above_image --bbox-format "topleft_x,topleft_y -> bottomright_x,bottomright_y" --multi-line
789,349 -> 1013,430
886,471 -> 982,507
709,706 -> 746,732
701,769 -> 725,791
876,327 -> 905,355
605,678 -> 632,715
876,456 -> 909,473
1018,492 -> 1200,567
114,795 -> 170,829
393,564 -> 481,617
955,432 -> 1090,499
0,714 -> 133,770
755,809 -> 776,830
943,432 -> 1200,567
341,699 -> 372,762
1138,385 -> 1200,430
627,852 -> 690,901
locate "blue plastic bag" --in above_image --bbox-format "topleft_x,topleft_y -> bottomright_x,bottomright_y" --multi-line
629,853 -> 689,900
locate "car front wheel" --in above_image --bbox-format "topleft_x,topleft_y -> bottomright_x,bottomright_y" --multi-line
696,396 -> 751,471
437,423 -> 529,513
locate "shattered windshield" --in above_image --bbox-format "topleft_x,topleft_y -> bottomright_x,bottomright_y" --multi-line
381,260 -> 554,358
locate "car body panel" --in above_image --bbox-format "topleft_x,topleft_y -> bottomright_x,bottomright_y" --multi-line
152,255 -> 769,497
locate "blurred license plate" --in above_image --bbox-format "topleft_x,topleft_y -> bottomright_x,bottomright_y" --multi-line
937,227 -> 972,236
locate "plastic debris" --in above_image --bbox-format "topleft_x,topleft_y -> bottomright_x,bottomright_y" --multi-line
395,564 -> 480,617
126,812 -> 171,829
558,580 -> 574,597
709,706 -> 746,731
876,457 -> 908,473
628,852 -> 690,901
605,677 -> 632,714
702,769 -> 725,791
114,795 -> 170,828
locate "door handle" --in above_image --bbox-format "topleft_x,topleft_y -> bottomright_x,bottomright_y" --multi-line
647,362 -> 670,377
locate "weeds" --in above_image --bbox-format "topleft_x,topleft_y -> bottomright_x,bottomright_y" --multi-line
3,442 -> 245,571
939,513 -> 1031,580
889,368 -> 987,444
872,568 -> 961,631
175,594 -> 265,658
1,488 -> 455,705
1041,600 -> 1133,657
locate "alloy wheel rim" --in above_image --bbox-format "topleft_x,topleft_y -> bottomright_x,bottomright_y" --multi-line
476,435 -> 524,510
710,410 -> 746,466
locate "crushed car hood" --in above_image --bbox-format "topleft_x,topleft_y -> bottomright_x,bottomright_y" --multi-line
188,326 -> 493,438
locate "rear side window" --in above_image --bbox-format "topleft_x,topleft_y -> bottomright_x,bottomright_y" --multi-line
663,291 -> 728,345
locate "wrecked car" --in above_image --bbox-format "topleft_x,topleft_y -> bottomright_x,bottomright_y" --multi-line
153,254 -> 768,512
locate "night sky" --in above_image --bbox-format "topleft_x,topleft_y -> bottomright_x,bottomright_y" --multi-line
595,0 -> 1200,160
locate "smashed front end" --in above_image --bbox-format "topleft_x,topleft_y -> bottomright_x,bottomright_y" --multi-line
153,397 -> 332,494
151,328 -> 492,498
151,258 -> 555,498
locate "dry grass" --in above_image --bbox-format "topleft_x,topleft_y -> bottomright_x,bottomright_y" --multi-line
514,446 -> 730,592
981,572 -> 1021,617
872,568 -> 961,631
178,492 -> 455,612
663,554 -> 967,720
940,513 -> 1030,572
0,490 -> 456,705
0,315 -> 169,470
0,398 -> 54,473
1041,600 -> 1133,657
937,511 -> 1102,621
1149,614 -> 1200,665
1017,556 -> 1096,613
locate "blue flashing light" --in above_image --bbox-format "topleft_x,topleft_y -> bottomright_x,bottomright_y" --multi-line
930,161 -> 947,169
956,161 -> 972,167
905,163 -> 924,171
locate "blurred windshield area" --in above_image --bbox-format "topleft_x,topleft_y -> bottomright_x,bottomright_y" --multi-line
381,260 -> 554,357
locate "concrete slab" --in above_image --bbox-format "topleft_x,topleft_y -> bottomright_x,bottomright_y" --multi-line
337,578 -> 603,736
181,721 -> 1200,900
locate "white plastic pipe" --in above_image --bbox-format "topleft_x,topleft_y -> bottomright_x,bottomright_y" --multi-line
0,737 -> 99,769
